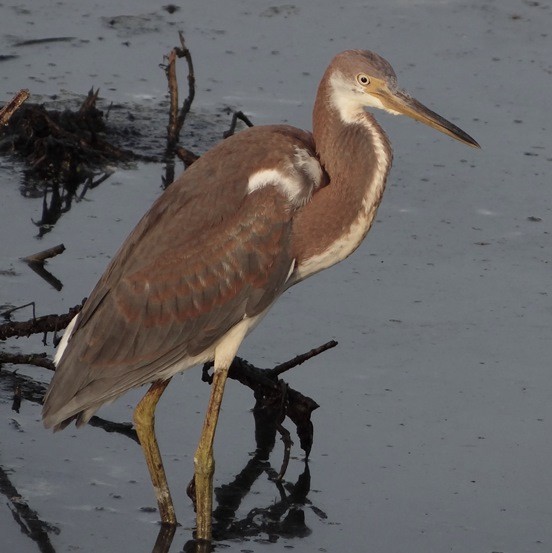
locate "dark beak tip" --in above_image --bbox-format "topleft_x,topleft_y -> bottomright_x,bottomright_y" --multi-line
450,127 -> 480,149
466,135 -> 481,149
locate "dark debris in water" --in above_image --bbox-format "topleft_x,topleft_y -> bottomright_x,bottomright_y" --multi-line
0,88 -> 152,188
13,36 -> 77,47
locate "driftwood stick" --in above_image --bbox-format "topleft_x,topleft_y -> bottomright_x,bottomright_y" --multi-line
175,31 -> 195,134
0,89 -> 30,126
269,340 -> 338,377
202,344 -> 328,462
22,244 -> 65,264
165,31 -> 195,152
78,87 -> 100,115
0,300 -> 85,341
21,242 -> 66,292
165,49 -> 180,148
0,352 -> 55,371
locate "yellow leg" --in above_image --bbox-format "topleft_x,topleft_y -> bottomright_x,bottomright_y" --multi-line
194,365 -> 230,541
133,378 -> 177,526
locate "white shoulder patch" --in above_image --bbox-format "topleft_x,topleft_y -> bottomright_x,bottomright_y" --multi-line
247,148 -> 322,207
247,168 -> 298,199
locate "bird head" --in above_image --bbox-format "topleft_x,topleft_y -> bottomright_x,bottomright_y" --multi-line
327,50 -> 480,148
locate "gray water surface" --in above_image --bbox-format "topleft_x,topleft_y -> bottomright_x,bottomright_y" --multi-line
1,1 -> 551,552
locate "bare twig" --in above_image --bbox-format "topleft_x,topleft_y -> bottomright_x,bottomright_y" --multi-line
164,31 -> 195,152
270,340 -> 338,377
165,50 -> 179,148
0,300 -> 85,341
202,341 -> 329,466
0,352 -> 55,370
0,89 -> 30,126
1,302 -> 36,320
223,110 -> 255,139
78,86 -> 100,115
22,244 -> 65,264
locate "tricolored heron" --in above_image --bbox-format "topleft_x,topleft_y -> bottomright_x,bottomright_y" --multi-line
42,50 -> 479,541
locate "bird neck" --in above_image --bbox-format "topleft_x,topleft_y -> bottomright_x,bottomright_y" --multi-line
312,80 -> 393,200
289,80 -> 393,284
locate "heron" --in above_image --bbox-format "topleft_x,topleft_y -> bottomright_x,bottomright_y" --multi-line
42,50 -> 479,541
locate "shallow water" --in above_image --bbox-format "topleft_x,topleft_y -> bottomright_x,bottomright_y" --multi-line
1,1 -> 551,552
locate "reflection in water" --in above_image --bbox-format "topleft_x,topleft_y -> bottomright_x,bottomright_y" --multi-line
150,525 -> 177,553
178,392 -> 327,552
0,464 -> 60,552
1,365 -> 326,553
181,457 -> 320,553
25,260 -> 63,291
17,172 -> 113,290
167,385 -> 324,553
214,456 -> 314,539
20,172 -> 113,238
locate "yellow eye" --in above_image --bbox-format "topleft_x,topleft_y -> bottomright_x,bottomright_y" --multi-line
357,74 -> 370,86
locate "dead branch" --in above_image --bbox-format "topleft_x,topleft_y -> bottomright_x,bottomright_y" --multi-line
0,89 -> 155,193
0,89 -> 29,126
21,244 -> 66,290
172,110 -> 255,170
0,352 -> 54,370
165,31 -> 195,152
27,93 -> 135,162
202,346 -> 327,462
0,300 -> 85,341
270,340 -> 338,377
22,243 -> 65,264
78,86 -> 100,115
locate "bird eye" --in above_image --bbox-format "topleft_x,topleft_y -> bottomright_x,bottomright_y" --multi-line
357,74 -> 370,86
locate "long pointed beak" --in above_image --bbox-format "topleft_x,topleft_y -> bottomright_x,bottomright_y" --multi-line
379,87 -> 480,148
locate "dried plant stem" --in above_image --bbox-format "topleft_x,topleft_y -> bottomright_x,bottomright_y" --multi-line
0,89 -> 29,126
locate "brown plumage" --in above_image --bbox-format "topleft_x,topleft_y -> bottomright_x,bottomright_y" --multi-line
43,126 -> 319,428
42,50 -> 478,538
